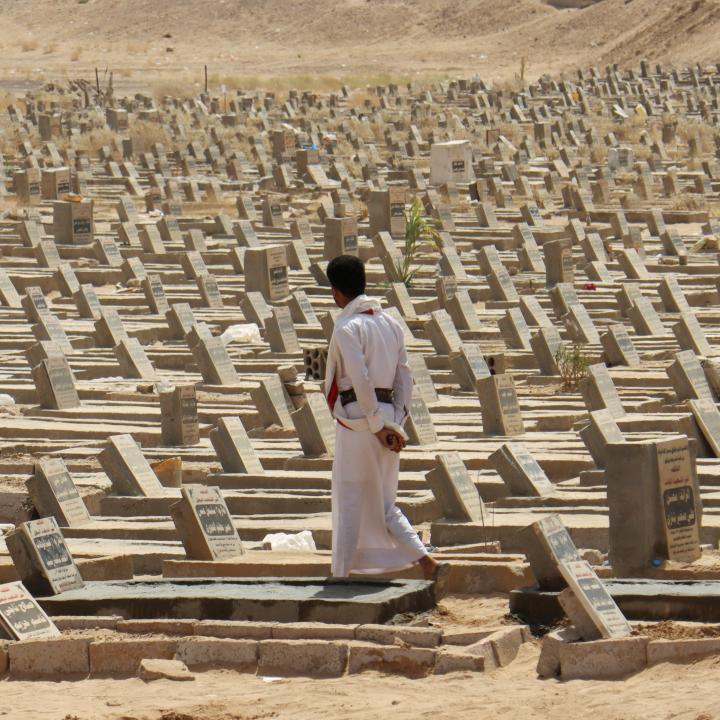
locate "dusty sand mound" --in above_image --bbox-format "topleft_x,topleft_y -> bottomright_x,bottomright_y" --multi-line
0,0 -> 719,87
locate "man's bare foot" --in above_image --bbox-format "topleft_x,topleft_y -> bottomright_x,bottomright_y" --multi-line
418,554 -> 439,581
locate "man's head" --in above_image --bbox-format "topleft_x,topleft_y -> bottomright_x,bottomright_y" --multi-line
327,254 -> 366,308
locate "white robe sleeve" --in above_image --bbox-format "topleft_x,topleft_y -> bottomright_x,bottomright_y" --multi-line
393,327 -> 413,424
335,324 -> 385,433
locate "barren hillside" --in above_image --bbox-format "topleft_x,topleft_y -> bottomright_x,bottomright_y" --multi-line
0,0 -> 719,88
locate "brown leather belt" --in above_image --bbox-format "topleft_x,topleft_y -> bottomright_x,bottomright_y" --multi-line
340,388 -> 393,407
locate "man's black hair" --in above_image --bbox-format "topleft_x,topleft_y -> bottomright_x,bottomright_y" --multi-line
326,255 -> 366,299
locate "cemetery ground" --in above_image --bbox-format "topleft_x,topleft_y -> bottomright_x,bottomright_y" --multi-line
7,2 -> 720,718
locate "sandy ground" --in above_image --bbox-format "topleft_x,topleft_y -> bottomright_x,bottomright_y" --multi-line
4,645 -> 720,720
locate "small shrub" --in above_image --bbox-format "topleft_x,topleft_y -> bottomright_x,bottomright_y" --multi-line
555,343 -> 590,390
393,198 -> 440,288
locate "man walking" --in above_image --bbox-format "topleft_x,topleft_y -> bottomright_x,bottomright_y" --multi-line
325,255 -> 444,584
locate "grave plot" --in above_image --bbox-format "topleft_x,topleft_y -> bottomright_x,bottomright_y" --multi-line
3,59 -> 720,682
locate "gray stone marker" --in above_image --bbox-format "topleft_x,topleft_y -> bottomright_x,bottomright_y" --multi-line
600,323 -> 639,367
25,341 -> 64,369
487,267 -> 519,302
407,354 -> 438,404
477,374 -> 525,436
234,218 -> 261,248
563,303 -> 600,345
490,443 -> 555,497
55,263 -> 80,297
658,276 -> 691,314
579,364 -> 626,418
287,290 -> 318,325
170,485 -> 245,561
142,274 -> 170,315
31,356 -> 80,410
251,376 -> 294,429
210,416 -> 264,474
476,246 -> 503,275
628,297 -> 666,336
530,326 -> 562,376
549,282 -> 579,318
499,307 -> 532,350
291,392 -> 336,456
160,385 -> 200,446
98,434 -> 165,497
519,296 -> 552,329
114,337 -> 155,379
617,248 -> 649,280
689,399 -> 720,458
27,458 -> 91,527
425,452 -> 484,522
323,217 -> 359,260
73,284 -> 102,319
405,396 -> 438,446
579,409 -> 625,469
240,291 -> 273,328
518,514 -> 582,590
244,245 -> 290,302
95,308 -> 129,347
606,436 -> 702,575
6,516 -> 83,595
424,309 -> 462,355
544,239 -> 574,288
0,582 -> 60,641
139,225 -> 166,254
191,336 -> 240,386
667,350 -> 714,402
449,344 -> 491,391
386,283 -> 415,319
197,274 -> 224,309
265,306 -> 300,353
673,314 -> 712,357
558,560 -> 632,640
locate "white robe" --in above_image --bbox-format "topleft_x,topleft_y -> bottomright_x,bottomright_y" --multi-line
326,294 -> 427,577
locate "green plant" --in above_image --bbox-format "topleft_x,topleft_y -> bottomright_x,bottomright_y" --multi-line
393,198 -> 440,287
554,342 -> 590,390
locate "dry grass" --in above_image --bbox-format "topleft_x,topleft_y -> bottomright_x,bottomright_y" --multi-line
19,38 -> 39,52
70,47 -> 82,62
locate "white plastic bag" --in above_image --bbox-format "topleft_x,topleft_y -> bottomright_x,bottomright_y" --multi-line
220,323 -> 262,345
261,530 -> 317,552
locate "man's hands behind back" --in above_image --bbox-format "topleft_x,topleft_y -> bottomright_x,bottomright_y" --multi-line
374,428 -> 407,453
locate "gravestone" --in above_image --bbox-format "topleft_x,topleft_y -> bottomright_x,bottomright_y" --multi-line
160,385 -> 200,446
601,324 -> 640,366
114,337 -> 155,379
142,274 -> 170,314
498,307 -> 531,350
689,399 -> 720,458
323,217 -> 359,259
0,270 -> 21,308
477,374 -> 525,436
530,326 -> 563,376
558,560 -> 632,639
98,434 -> 165,497
487,268 -> 519,302
518,514 -> 582,590
579,364 -> 626,418
291,392 -> 336,456
490,443 -> 555,497
407,354 -> 438,404
424,310 -> 462,355
579,409 -> 625,469
265,306 -> 300,353
628,297 -> 665,336
210,416 -> 264,474
73,284 -> 102,319
520,296 -> 552,328
251,376 -> 294,429
95,308 -> 128,347
27,458 -> 91,527
563,303 -> 600,345
170,485 -> 245,561
244,245 -> 290,302
0,582 -> 60,641
658,276 -> 691,314
241,291 -> 273,328
445,289 -> 480,331
606,436 -> 702,575
544,240 -> 574,288
53,199 -> 94,245
425,452 -> 484,521
667,350 -> 714,402
191,336 -> 240,386
449,344 -> 491,391
405,396 -> 438,446
31,356 -> 80,410
673,314 -> 712,357
6,516 -> 83,595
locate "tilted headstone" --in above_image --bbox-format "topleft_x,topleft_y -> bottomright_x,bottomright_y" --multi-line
449,344 -> 491,391
477,374 -> 524,436
291,392 -> 336,456
0,582 -> 60,641
689,399 -> 720,458
27,458 -> 91,527
530,326 -> 562,376
627,297 -> 666,336
251,376 -> 294,429
98,434 -> 165,497
601,324 -> 640,366
191,336 -> 240,386
498,307 -> 532,350
31,356 -> 80,410
407,354 -> 438,404
209,416 -> 264,474
424,309 -> 462,355
579,409 -> 624,469
667,350 -> 714,402
579,364 -> 626,418
490,443 -> 555,497
673,314 -> 712,357
425,452 -> 484,522
160,384 -> 200,446
94,308 -> 128,347
265,306 -> 300,354
5,517 -> 83,595
114,337 -> 155,379
142,274 -> 170,314
170,485 -> 245,561
405,396 -> 438,446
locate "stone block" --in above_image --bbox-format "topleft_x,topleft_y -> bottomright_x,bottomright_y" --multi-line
52,615 -> 121,631
89,639 -> 177,676
559,636 -> 649,680
272,623 -> 357,640
139,658 -> 194,682
9,638 -> 89,678
117,619 -> 196,636
193,620 -> 275,640
176,638 -> 258,670
348,642 -> 436,678
0,644 -> 7,675
647,638 -> 720,666
434,649 -> 485,674
355,624 -> 442,648
536,627 -> 580,678
258,639 -> 348,678
487,626 -> 525,667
